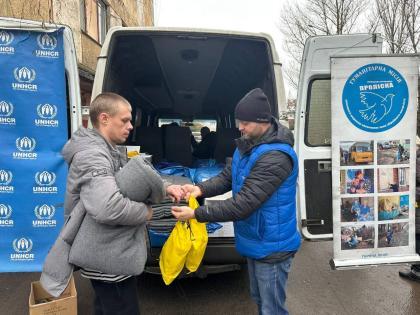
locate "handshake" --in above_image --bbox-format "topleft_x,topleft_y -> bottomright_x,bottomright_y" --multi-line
165,184 -> 203,221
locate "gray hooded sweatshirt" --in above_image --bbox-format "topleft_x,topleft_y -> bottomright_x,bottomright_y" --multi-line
41,127 -> 165,296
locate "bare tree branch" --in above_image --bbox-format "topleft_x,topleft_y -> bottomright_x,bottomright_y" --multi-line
375,0 -> 410,53
406,0 -> 420,52
279,0 -> 369,93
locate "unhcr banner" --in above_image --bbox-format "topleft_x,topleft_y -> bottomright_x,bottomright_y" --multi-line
331,55 -> 420,269
0,28 -> 67,271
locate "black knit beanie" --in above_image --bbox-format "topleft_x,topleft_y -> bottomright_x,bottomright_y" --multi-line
234,88 -> 272,123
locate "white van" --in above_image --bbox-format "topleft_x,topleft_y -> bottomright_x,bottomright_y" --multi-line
294,33 -> 383,240
92,27 -> 287,274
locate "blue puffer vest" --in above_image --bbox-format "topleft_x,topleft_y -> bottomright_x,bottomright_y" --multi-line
232,142 -> 301,259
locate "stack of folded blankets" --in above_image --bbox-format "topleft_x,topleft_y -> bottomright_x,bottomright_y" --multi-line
147,175 -> 192,234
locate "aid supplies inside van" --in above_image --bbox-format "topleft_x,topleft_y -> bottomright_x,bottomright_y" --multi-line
91,27 -> 286,274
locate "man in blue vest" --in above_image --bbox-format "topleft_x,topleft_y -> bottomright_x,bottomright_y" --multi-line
172,88 -> 301,315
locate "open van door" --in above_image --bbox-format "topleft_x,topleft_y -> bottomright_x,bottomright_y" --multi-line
295,34 -> 383,239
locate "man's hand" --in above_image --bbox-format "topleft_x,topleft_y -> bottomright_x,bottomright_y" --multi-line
171,206 -> 195,221
182,184 -> 202,200
146,205 -> 153,221
166,185 -> 185,203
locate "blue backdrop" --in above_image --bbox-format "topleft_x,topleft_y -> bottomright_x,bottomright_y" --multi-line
0,28 -> 67,272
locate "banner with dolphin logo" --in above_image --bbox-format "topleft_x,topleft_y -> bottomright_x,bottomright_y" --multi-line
331,55 -> 420,268
0,28 -> 67,272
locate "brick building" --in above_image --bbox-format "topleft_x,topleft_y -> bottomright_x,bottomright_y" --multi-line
0,0 -> 154,122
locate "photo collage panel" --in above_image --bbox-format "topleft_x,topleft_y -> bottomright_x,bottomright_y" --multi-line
339,140 -> 410,250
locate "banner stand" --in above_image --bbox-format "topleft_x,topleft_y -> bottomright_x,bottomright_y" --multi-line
0,28 -> 68,272
330,255 -> 420,270
331,55 -> 420,269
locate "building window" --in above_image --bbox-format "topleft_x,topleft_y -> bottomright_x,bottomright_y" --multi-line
81,0 -> 108,44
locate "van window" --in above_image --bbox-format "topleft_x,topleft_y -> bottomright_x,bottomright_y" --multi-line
305,78 -> 331,146
158,118 -> 182,127
190,119 -> 217,141
191,119 -> 217,132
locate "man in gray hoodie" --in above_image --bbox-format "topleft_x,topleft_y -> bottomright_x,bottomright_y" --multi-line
62,92 -> 183,315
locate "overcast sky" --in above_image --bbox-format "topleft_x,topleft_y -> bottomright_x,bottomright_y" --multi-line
154,0 -> 293,96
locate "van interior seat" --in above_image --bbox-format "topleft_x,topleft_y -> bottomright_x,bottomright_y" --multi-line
163,125 -> 193,166
214,128 -> 241,163
135,127 -> 164,163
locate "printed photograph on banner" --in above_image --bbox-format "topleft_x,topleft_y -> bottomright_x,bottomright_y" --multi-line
378,195 -> 409,221
340,141 -> 374,166
341,197 -> 374,222
340,169 -> 374,194
378,223 -> 409,248
377,140 -> 410,165
377,167 -> 409,193
341,225 -> 375,250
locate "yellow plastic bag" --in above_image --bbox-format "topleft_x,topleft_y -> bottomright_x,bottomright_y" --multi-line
185,198 -> 208,272
159,220 -> 191,285
159,197 -> 208,285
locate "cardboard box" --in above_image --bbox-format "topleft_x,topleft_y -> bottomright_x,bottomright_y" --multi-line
29,277 -> 77,315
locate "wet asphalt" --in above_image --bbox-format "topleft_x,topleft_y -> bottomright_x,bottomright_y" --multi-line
1,240 -> 420,315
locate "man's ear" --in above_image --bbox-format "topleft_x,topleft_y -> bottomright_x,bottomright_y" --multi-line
98,112 -> 109,126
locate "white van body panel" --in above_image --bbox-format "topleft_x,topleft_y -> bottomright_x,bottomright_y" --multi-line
0,17 -> 82,133
295,34 -> 383,239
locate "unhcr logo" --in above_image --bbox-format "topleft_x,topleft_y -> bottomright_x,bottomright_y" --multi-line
11,238 -> 35,261
0,30 -> 14,45
14,66 -> 36,83
0,101 -> 15,125
37,103 -> 57,119
0,204 -> 12,218
33,171 -> 58,194
37,33 -> 57,50
35,204 -> 55,219
0,170 -> 14,193
0,30 -> 14,54
13,136 -> 37,160
16,137 -> 36,151
35,171 -> 56,186
12,66 -> 37,91
13,238 -> 33,253
33,204 -> 56,227
0,170 -> 13,185
35,104 -> 59,127
35,33 -> 59,58
0,204 -> 14,227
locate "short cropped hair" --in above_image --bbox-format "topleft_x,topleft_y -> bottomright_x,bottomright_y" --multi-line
89,92 -> 131,127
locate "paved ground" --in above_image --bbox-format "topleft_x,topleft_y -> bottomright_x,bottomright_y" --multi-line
2,240 -> 420,314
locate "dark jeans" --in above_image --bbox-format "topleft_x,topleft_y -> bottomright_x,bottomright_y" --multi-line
90,277 -> 140,315
247,256 -> 293,315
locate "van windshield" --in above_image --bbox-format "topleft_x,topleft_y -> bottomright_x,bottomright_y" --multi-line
356,146 -> 370,152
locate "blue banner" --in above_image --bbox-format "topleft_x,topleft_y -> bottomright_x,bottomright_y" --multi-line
0,28 -> 68,272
